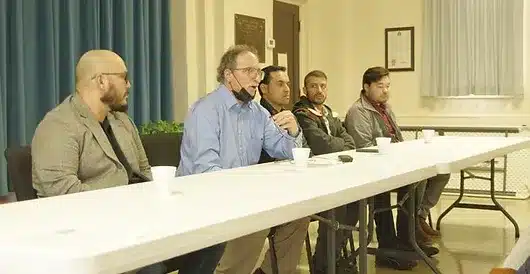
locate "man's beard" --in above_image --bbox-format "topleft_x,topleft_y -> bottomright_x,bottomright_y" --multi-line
101,86 -> 128,112
308,96 -> 325,106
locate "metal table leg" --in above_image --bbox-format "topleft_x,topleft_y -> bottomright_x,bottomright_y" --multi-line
407,184 -> 442,274
436,159 -> 520,239
327,208 -> 336,274
436,170 -> 465,230
358,199 -> 368,274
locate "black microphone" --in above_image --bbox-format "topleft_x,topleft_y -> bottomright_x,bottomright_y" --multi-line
230,72 -> 255,103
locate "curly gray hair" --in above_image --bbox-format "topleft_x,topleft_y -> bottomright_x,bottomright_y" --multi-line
216,45 -> 258,83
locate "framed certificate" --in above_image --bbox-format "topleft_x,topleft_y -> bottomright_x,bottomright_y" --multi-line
385,27 -> 415,72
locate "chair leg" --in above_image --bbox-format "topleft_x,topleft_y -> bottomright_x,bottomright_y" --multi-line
305,232 -> 314,274
348,234 -> 355,255
267,233 -> 279,274
342,236 -> 349,259
428,209 -> 433,228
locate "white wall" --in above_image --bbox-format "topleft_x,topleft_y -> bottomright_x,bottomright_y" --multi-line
351,0 -> 530,126
172,0 -> 530,126
171,0 -> 274,121
300,0 -> 357,114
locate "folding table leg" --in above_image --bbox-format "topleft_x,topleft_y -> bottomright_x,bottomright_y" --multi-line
407,184 -> 441,274
488,159 -> 520,238
324,208 -> 337,274
357,199 -> 368,274
436,170 -> 465,230
436,160 -> 520,239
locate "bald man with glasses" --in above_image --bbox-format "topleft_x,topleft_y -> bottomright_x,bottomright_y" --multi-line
32,49 -> 167,274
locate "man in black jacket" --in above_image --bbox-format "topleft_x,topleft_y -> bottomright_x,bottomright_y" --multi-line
292,70 -> 358,274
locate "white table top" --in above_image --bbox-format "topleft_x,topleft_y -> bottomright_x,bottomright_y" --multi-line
384,136 -> 530,173
0,148 -> 438,273
0,136 -> 528,273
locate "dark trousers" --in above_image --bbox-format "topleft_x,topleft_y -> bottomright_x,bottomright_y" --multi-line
517,257 -> 530,274
163,243 -> 226,274
374,187 -> 410,248
313,201 -> 359,271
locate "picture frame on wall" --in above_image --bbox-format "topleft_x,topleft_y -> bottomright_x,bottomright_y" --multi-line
234,14 -> 266,62
385,26 -> 415,72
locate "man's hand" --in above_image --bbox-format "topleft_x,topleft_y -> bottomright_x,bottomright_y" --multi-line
272,110 -> 299,136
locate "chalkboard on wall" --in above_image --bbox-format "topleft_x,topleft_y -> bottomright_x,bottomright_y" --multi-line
234,14 -> 266,62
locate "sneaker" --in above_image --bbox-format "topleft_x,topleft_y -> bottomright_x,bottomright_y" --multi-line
398,242 -> 440,257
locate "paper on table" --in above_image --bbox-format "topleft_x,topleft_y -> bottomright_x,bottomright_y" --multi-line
278,53 -> 288,69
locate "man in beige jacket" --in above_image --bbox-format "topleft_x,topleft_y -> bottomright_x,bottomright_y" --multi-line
32,50 -> 151,196
31,49 -> 166,274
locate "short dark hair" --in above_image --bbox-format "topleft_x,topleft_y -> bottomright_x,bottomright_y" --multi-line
304,70 -> 327,87
258,65 -> 287,96
216,44 -> 258,83
362,67 -> 389,90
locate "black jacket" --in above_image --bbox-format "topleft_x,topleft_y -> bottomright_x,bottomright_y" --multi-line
258,98 -> 310,163
292,96 -> 355,156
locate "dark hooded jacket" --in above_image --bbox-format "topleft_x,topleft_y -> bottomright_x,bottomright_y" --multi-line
292,96 -> 355,155
258,98 -> 311,163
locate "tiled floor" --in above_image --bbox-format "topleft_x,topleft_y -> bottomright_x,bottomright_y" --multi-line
293,194 -> 530,274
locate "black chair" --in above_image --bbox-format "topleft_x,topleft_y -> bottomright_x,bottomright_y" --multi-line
4,145 -> 37,201
140,133 -> 182,167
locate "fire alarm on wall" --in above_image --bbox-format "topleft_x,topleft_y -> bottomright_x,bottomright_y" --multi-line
267,38 -> 276,49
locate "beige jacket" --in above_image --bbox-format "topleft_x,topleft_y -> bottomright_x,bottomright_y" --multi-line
32,94 -> 152,197
344,94 -> 403,148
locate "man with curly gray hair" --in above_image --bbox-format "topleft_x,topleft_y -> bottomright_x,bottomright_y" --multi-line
178,44 -> 305,274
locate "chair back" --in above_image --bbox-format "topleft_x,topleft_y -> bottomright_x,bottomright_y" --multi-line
140,133 -> 182,167
4,145 -> 37,201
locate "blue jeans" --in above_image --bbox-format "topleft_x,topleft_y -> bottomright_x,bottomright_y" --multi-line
137,243 -> 226,274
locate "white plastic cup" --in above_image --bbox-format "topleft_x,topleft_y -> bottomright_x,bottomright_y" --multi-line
292,148 -> 311,166
151,166 -> 177,181
376,137 -> 391,154
422,129 -> 435,143
151,166 -> 177,195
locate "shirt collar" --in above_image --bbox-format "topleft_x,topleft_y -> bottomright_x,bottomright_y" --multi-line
260,98 -> 283,115
219,84 -> 254,110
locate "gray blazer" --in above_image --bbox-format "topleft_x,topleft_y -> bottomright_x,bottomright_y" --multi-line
32,94 -> 152,197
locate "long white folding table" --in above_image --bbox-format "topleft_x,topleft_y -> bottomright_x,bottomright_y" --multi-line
0,148 -> 438,274
353,135 -> 530,273
0,136 -> 528,274
387,136 -> 529,239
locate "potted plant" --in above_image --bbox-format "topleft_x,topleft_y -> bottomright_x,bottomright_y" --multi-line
139,120 -> 184,167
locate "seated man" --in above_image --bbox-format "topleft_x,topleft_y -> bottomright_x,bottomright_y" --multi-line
344,66 -> 445,270
32,50 -> 166,273
215,65 -> 310,274
177,45 -> 304,274
292,70 -> 358,274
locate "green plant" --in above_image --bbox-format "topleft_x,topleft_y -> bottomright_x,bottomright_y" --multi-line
140,120 -> 184,135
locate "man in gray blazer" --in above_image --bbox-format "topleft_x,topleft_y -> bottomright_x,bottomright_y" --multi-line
32,49 -> 151,196
32,49 -> 164,274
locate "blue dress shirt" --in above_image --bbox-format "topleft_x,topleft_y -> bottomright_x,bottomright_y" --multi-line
178,84 -> 303,175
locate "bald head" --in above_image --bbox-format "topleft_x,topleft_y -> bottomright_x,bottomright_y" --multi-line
75,50 -> 127,85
